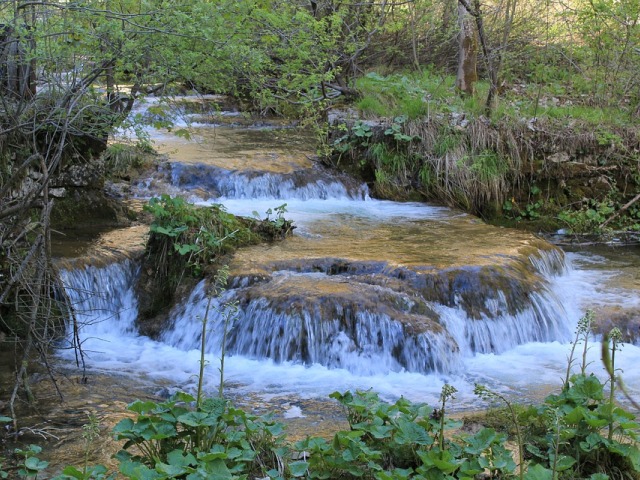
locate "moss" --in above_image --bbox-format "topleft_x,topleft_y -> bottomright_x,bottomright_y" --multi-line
51,190 -> 131,230
136,196 -> 294,329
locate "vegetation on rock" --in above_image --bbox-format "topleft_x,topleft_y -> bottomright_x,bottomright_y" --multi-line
137,195 -> 293,328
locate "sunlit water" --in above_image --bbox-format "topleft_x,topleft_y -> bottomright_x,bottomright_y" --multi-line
57,99 -> 640,411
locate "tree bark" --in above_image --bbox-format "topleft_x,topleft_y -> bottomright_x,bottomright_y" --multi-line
455,2 -> 478,96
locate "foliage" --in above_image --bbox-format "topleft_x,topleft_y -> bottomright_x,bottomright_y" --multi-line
112,392 -> 288,480
4,365 -> 640,479
102,143 -> 156,180
504,185 -> 544,221
557,200 -> 616,234
525,374 -> 640,479
356,72 -> 451,120
140,195 -> 293,317
144,195 -> 249,278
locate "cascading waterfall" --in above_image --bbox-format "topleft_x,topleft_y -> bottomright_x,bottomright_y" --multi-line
160,276 -> 462,375
155,245 -> 572,376
59,260 -> 140,339
55,99 -> 640,406
161,162 -> 370,201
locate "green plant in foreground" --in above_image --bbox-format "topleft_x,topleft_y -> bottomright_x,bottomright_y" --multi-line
524,320 -> 640,480
474,385 -> 524,480
112,392 -> 287,479
193,263 -> 240,458
564,310 -> 594,389
14,444 -> 49,479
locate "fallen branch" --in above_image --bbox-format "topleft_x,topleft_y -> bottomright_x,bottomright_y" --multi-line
600,191 -> 640,229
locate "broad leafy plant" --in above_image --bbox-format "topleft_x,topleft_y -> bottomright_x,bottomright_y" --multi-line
112,392 -> 288,480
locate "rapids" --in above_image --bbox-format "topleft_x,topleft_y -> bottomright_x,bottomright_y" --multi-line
56,96 -> 640,410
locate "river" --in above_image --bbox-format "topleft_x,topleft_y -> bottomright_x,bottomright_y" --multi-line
55,96 -> 640,413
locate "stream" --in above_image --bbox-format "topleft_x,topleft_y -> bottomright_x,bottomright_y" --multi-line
55,96 -> 640,413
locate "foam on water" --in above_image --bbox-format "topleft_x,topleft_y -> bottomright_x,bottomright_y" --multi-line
57,97 -> 640,409
56,243 -> 640,409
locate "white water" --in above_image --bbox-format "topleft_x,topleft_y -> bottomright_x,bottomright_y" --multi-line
57,207 -> 640,410
57,103 -> 640,410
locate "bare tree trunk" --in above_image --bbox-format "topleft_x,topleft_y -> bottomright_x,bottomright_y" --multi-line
410,0 -> 420,69
458,0 -> 515,115
455,2 -> 478,96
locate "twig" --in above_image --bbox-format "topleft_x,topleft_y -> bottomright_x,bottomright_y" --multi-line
600,191 -> 640,229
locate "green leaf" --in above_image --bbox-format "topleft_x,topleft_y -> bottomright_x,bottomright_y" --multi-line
201,458 -> 232,479
289,460 -> 309,477
175,243 -> 199,255
156,461 -> 188,476
171,391 -> 196,404
119,460 -> 163,480
174,128 -> 191,140
589,474 -> 609,480
395,417 -> 432,445
563,406 -> 585,424
197,445 -> 228,462
554,454 -> 577,472
626,445 -> 640,471
266,422 -> 285,436
58,466 -> 84,479
127,400 -> 160,414
524,464 -> 554,480
178,411 -> 219,427
113,418 -> 135,437
579,432 -> 604,452
464,428 -> 499,455
24,456 -> 49,471
167,449 -> 196,468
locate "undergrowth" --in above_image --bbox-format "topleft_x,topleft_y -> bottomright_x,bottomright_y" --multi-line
138,195 -> 293,317
335,69 -> 640,230
355,70 -> 638,128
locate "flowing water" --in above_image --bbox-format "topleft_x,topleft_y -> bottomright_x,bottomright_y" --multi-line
55,96 -> 640,412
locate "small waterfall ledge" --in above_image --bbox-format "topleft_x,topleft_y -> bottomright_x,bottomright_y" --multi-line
56,112 -> 579,383
56,218 -> 572,377
133,160 -> 370,202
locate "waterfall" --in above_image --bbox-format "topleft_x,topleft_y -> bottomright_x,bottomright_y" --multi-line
58,260 -> 140,343
160,279 -> 463,375
55,221 -> 575,379
156,247 -> 572,376
54,97 -> 640,405
136,161 -> 370,201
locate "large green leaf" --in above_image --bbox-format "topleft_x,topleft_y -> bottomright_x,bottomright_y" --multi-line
463,428 -> 500,455
524,464 -> 554,480
289,460 -> 310,477
178,411 -> 220,427
394,417 -> 433,446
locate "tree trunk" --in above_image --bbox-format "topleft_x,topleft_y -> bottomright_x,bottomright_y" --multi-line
455,3 -> 478,96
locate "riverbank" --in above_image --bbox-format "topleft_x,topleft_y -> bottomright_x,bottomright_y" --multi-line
325,110 -> 640,236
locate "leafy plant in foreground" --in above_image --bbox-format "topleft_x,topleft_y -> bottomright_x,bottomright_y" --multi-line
474,385 -> 525,480
112,392 -> 288,479
522,319 -> 640,480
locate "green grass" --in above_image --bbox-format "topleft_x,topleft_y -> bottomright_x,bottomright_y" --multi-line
353,67 -> 637,129
356,70 -> 454,119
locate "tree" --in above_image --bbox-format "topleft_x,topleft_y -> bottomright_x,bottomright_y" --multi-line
455,2 -> 478,95
457,0 -> 517,114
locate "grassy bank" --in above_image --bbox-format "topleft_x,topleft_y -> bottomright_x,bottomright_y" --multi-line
326,70 -> 640,235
